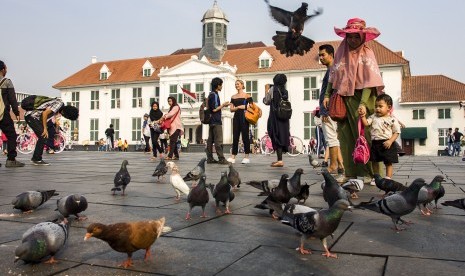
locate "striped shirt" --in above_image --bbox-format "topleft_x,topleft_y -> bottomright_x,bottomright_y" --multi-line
25,98 -> 64,120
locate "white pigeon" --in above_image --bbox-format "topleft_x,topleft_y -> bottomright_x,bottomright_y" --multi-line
166,162 -> 190,200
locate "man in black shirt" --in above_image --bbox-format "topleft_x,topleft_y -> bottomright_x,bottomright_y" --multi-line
105,124 -> 115,151
452,127 -> 464,156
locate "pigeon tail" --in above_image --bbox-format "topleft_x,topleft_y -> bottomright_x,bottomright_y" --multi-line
111,188 -> 122,192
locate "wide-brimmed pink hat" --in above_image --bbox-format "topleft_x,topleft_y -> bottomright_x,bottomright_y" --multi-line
334,18 -> 380,42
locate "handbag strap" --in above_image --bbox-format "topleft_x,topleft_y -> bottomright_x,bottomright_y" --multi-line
358,117 -> 365,137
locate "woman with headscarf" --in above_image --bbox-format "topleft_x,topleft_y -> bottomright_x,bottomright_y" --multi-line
263,73 -> 290,167
148,101 -> 164,160
323,18 -> 384,183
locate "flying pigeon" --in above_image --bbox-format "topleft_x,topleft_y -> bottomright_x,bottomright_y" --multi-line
15,218 -> 69,264
277,199 -> 352,258
113,160 -> 131,196
183,157 -> 207,185
356,178 -> 426,231
85,217 -> 169,268
287,168 -> 304,197
417,175 -> 446,215
441,198 -> 465,211
56,194 -> 88,221
308,154 -> 321,169
227,162 -> 241,189
152,158 -> 168,182
264,0 -> 322,57
166,161 -> 190,201
186,175 -> 210,220
245,179 -> 280,196
12,190 -> 58,213
321,171 -> 350,207
373,174 -> 408,196
208,171 -> 235,214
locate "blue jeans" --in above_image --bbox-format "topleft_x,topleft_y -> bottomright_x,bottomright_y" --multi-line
452,142 -> 461,156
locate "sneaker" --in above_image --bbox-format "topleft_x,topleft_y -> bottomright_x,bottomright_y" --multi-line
32,160 -> 50,166
335,174 -> 347,183
207,159 -> 219,164
241,158 -> 250,164
48,149 -> 55,154
370,178 -> 376,186
218,159 -> 229,165
5,160 -> 25,168
321,161 -> 328,168
227,157 -> 236,164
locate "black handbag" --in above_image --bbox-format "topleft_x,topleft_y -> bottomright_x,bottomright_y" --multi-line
276,88 -> 292,120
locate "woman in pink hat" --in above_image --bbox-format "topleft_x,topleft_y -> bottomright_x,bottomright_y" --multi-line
323,18 -> 384,183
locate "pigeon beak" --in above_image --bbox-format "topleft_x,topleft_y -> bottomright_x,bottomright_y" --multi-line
84,233 -> 92,240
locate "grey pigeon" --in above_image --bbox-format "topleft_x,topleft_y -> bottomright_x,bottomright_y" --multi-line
266,199 -> 317,220
207,171 -> 235,214
186,175 -> 209,220
227,162 -> 241,189
264,0 -> 322,57
15,219 -> 70,264
322,171 -> 350,207
12,190 -> 58,213
255,174 -> 292,217
295,183 -> 310,204
417,175 -> 446,215
56,194 -> 88,221
287,168 -> 304,197
245,179 -> 280,196
152,158 -> 168,182
441,198 -> 465,211
356,178 -> 426,231
113,160 -> 131,196
373,174 -> 407,196
278,199 -> 352,258
183,157 -> 207,184
308,154 -> 320,169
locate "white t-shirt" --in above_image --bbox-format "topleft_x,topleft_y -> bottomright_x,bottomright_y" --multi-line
366,114 -> 401,141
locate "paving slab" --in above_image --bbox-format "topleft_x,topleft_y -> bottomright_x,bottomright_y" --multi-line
385,256 -> 465,276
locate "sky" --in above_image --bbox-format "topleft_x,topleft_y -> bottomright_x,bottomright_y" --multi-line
2,0 -> 465,97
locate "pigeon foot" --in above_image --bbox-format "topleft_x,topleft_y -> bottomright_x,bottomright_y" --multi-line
144,248 -> 151,261
322,251 -> 338,258
298,246 -> 312,255
44,256 -> 58,264
224,209 -> 232,214
119,258 -> 134,268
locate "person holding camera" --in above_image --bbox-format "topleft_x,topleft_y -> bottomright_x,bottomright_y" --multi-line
263,74 -> 290,167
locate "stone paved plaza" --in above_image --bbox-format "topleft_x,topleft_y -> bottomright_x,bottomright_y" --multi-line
0,151 -> 464,276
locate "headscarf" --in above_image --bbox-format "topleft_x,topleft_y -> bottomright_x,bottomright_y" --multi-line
330,19 -> 384,96
149,102 -> 163,121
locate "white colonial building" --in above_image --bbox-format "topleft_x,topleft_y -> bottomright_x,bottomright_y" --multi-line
53,2 -> 465,155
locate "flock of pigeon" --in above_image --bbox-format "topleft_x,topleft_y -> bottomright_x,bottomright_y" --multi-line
10,154 -> 465,268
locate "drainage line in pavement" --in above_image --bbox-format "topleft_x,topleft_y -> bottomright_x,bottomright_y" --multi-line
213,245 -> 261,276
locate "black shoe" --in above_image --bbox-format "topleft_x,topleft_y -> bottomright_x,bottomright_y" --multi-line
5,160 -> 25,168
218,159 -> 229,165
207,159 -> 218,164
321,161 -> 328,167
32,160 -> 50,166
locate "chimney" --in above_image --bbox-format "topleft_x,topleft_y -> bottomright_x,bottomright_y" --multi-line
91,56 -> 98,64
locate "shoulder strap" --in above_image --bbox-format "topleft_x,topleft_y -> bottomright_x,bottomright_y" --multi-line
358,117 -> 365,137
0,77 -> 8,87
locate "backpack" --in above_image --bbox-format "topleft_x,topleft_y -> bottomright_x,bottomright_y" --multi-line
0,78 -> 7,121
200,92 -> 218,124
275,88 -> 292,120
353,118 -> 370,164
20,95 -> 54,111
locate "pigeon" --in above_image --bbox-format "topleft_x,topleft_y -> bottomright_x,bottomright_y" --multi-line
264,1 -> 322,57
113,160 -> 131,196
295,183 -> 310,204
255,174 -> 292,217
266,199 -> 317,220
287,168 -> 304,197
356,178 -> 426,231
245,179 -> 280,196
183,157 -> 207,184
441,198 -> 465,211
277,199 -> 352,258
207,171 -> 235,214
152,158 -> 168,182
12,190 -> 58,213
166,161 -> 190,201
85,217 -> 169,268
341,179 -> 364,199
321,171 -> 350,207
15,218 -> 69,264
186,175 -> 210,220
56,194 -> 88,221
227,162 -> 241,189
417,175 -> 446,215
308,154 -> 321,169
373,174 -> 408,196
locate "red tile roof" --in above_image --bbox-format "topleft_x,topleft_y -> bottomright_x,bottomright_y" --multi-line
53,40 -> 408,89
401,75 -> 465,103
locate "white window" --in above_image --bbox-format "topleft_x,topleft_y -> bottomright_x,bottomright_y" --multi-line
132,87 -> 142,108
70,91 -> 80,109
90,118 -> 99,141
260,59 -> 270,68
438,108 -> 451,119
143,68 -> 152,77
304,77 -> 319,101
195,83 -> 205,103
90,90 -> 99,110
438,128 -> 448,146
111,118 -> 120,140
413,109 -> 425,120
246,80 -> 258,102
100,72 -> 108,80
169,85 -> 182,103
71,120 -> 79,141
304,112 -> 313,140
111,89 -> 120,109
132,117 -> 141,141
182,84 -> 193,103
